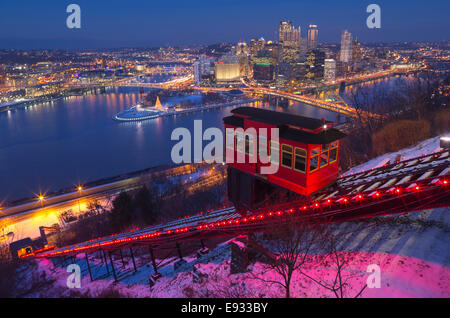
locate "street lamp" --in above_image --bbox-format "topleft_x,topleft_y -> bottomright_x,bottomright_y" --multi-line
77,186 -> 83,213
38,195 -> 45,207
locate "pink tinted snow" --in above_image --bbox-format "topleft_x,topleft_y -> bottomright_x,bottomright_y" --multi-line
34,250 -> 449,298
146,251 -> 450,298
290,251 -> 450,298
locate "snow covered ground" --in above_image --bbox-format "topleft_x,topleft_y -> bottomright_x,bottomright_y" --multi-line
12,205 -> 449,298
11,136 -> 450,298
343,135 -> 446,176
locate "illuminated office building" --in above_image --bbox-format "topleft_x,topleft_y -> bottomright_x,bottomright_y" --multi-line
340,30 -> 353,63
279,21 -> 301,44
307,24 -> 318,50
193,56 -> 213,85
249,38 -> 266,58
298,37 -> 308,62
253,63 -> 275,82
215,53 -> 240,84
305,49 -> 325,81
324,59 -> 336,81
352,39 -> 362,62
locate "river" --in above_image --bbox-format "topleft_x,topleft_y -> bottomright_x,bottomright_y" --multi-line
0,86 -> 340,202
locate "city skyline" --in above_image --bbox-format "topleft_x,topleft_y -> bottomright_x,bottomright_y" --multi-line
0,0 -> 449,49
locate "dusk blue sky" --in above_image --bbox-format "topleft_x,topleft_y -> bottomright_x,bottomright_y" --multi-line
0,0 -> 448,49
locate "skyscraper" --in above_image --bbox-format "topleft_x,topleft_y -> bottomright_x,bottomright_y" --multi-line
279,21 -> 301,44
307,24 -> 318,50
298,37 -> 308,62
340,30 -> 353,63
253,42 -> 279,82
278,21 -> 302,72
249,37 -> 266,58
305,49 -> 325,81
236,41 -> 249,56
235,41 -> 250,77
281,44 -> 299,65
193,56 -> 213,85
193,61 -> 200,85
324,59 -> 336,81
352,39 -> 362,62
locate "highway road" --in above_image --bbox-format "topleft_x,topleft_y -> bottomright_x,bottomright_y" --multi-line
0,177 -> 142,243
0,164 -> 218,244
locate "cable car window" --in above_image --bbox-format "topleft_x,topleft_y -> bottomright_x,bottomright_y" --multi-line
329,141 -> 339,163
245,134 -> 254,156
310,156 -> 319,172
322,143 -> 329,151
320,145 -> 329,168
310,147 -> 320,172
311,147 -> 320,156
270,140 -> 279,165
226,130 -> 235,149
235,131 -> 244,153
258,135 -> 268,158
294,148 -> 307,173
281,144 -> 293,168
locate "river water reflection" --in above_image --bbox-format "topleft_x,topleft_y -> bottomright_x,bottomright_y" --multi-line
0,87 -> 339,201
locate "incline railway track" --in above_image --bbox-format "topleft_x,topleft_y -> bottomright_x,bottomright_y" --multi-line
28,150 -> 449,260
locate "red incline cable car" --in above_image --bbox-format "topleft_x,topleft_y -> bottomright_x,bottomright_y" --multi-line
224,107 -> 346,210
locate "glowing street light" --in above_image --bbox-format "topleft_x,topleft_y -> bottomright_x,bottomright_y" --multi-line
38,195 -> 45,207
76,185 -> 83,213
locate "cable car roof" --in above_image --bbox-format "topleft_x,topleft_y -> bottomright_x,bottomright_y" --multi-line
230,107 -> 334,130
224,107 -> 346,144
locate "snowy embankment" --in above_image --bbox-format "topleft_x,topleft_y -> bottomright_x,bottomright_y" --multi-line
16,206 -> 449,298
343,135 -> 445,176
14,135 -> 450,298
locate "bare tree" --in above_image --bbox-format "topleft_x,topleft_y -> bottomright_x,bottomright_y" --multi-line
298,228 -> 368,298
251,218 -> 326,298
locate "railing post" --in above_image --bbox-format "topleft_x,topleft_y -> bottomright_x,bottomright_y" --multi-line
129,248 -> 137,272
149,247 -> 158,274
119,249 -> 126,268
103,250 -> 110,275
85,253 -> 93,281
108,251 -> 117,281
176,242 -> 183,261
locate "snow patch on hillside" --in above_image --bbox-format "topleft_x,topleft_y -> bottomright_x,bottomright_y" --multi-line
343,135 -> 445,176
